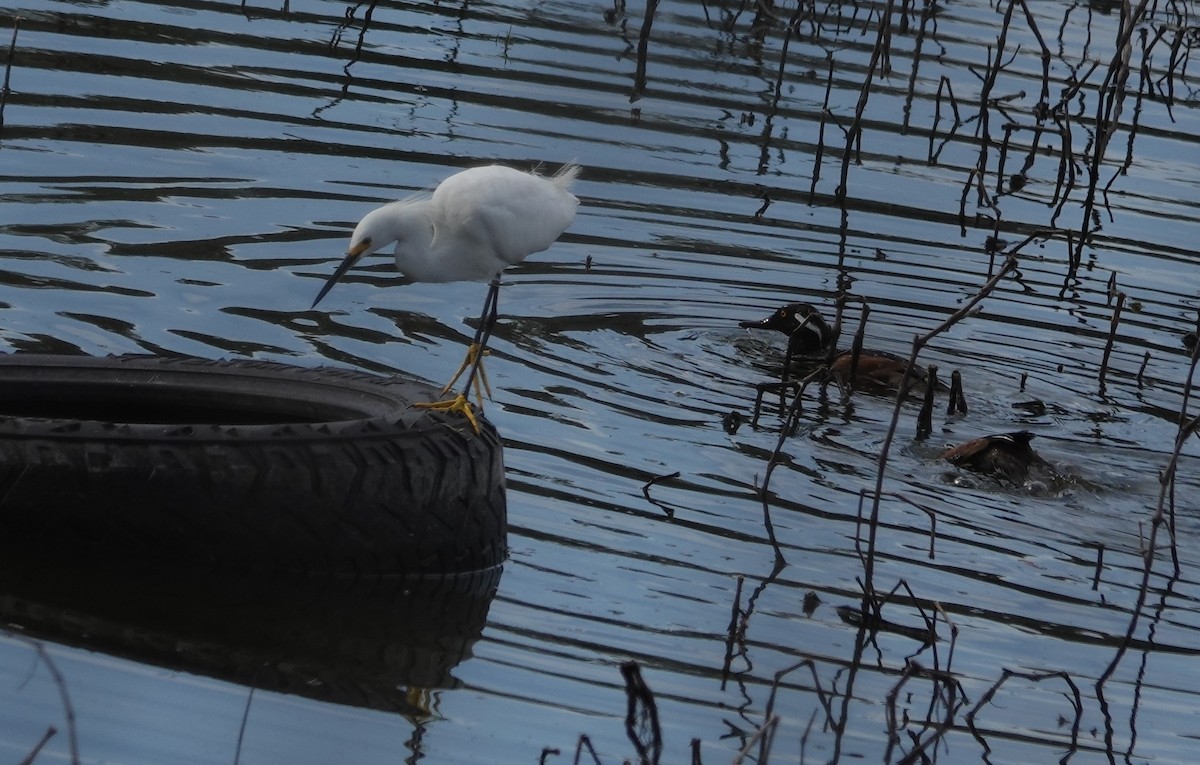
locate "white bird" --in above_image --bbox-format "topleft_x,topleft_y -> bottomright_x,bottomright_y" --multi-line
312,163 -> 580,431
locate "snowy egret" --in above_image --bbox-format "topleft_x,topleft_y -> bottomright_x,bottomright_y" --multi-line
311,163 -> 580,431
739,302 -> 937,391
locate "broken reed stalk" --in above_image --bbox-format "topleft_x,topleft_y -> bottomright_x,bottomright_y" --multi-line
771,2 -> 807,111
1048,121 -> 1076,220
719,574 -> 746,685
641,471 -> 679,496
1090,542 -> 1105,590
1135,351 -> 1151,387
620,661 -> 663,765
329,0 -> 380,80
835,0 -> 897,206
1015,0 -> 1052,110
825,292 -> 847,366
763,659 -> 838,753
966,1 -> 1017,209
1098,332 -> 1200,684
932,601 -> 959,676
809,53 -> 835,203
1099,411 -> 1200,685
10,635 -> 80,765
1097,290 -> 1125,389
18,726 -> 57,765
929,75 -> 962,165
1072,0 -> 1152,268
733,715 -> 779,765
758,493 -> 785,564
233,688 -> 255,765
846,303 -> 869,393
948,369 -> 968,415
859,257 -> 1018,600
630,0 -> 659,100
916,365 -> 937,439
966,669 -> 1084,757
900,0 -> 937,132
0,17 -> 18,135
572,735 -> 603,765
883,659 -> 967,764
640,470 -> 680,518
757,366 -> 823,491
799,707 -> 819,764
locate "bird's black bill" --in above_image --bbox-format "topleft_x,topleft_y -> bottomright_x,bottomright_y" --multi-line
310,253 -> 361,309
739,316 -> 771,329
739,313 -> 812,333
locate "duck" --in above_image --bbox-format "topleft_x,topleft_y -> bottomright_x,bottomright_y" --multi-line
739,302 -> 936,392
738,302 -> 830,358
939,431 -> 1049,484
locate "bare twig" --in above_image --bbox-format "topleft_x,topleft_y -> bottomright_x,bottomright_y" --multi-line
233,688 -> 255,765
836,0 -> 900,206
641,471 -> 680,495
860,257 -> 1019,597
966,668 -> 1083,759
621,662 -> 663,765
641,471 -> 680,517
10,635 -> 80,765
1097,290 -> 1125,389
916,365 -> 938,439
573,734 -> 604,765
0,17 -> 19,135
631,0 -> 660,101
720,575 -> 747,685
16,727 -> 56,765
948,369 -> 968,415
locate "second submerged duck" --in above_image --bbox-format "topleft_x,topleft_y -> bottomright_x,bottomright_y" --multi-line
939,431 -> 1050,484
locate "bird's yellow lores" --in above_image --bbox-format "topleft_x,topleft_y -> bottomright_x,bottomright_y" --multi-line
312,164 -> 580,432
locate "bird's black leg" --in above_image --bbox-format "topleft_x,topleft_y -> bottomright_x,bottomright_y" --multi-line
425,276 -> 501,433
444,276 -> 504,407
456,275 -> 501,402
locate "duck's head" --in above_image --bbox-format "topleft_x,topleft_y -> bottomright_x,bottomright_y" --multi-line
740,302 -> 833,357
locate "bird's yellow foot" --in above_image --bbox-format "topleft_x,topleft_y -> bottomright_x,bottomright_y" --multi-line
441,343 -> 493,405
413,393 -> 482,434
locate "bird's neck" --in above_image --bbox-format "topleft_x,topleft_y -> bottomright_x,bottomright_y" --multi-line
368,202 -> 426,249
364,203 -> 436,278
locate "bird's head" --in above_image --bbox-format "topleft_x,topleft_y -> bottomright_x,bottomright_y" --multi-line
740,302 -> 833,356
310,208 -> 392,309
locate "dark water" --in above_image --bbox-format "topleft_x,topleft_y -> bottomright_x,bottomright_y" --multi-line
2,0 -> 1199,762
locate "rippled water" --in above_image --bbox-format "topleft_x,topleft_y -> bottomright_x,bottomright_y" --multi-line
2,0 -> 1199,763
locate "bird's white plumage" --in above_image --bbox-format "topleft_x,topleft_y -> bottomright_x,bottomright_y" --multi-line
310,163 -> 580,430
348,164 -> 579,283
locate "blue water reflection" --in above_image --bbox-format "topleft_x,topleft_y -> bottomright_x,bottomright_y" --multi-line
2,0 -> 1200,762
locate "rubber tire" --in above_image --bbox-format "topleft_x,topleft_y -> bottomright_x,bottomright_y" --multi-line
0,354 -> 507,580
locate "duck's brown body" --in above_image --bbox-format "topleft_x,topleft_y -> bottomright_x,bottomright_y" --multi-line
940,431 -> 1048,483
828,350 -> 930,391
740,302 -> 934,391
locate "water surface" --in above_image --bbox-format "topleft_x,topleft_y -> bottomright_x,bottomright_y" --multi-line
2,0 -> 1199,763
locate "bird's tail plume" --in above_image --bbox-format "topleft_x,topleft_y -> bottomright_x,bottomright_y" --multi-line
552,162 -> 581,190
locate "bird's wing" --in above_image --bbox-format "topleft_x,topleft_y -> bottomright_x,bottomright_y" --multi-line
433,166 -> 578,267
